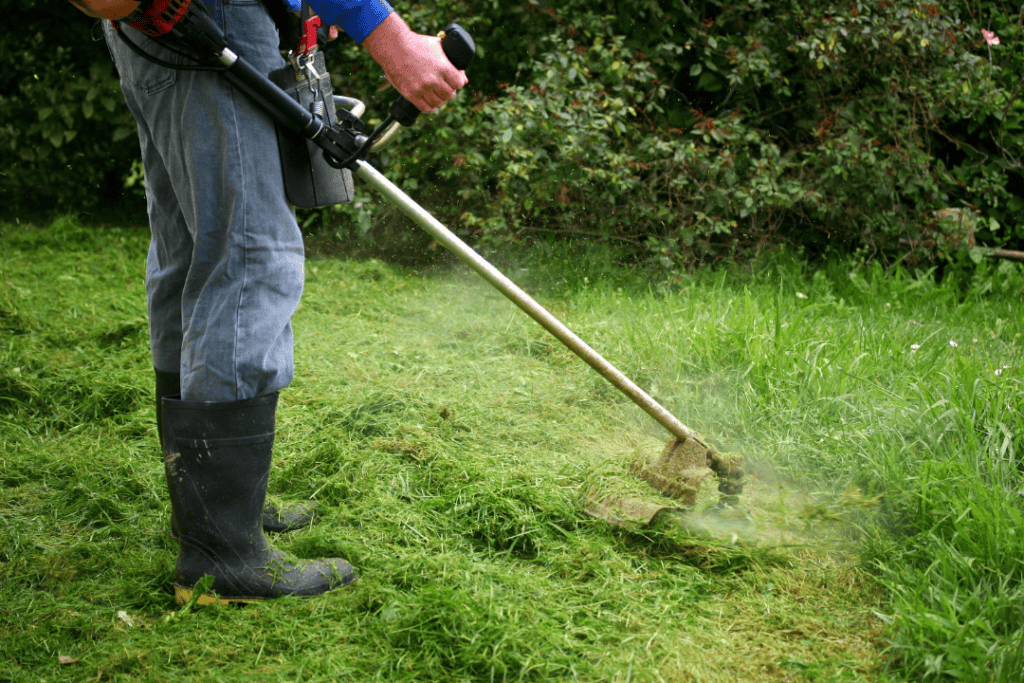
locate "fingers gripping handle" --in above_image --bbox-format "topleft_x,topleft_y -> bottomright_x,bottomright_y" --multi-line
389,24 -> 475,127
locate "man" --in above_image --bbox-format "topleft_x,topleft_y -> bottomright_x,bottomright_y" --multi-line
69,0 -> 468,605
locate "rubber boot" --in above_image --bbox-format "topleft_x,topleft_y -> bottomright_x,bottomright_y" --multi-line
162,393 -> 355,605
156,369 -> 316,533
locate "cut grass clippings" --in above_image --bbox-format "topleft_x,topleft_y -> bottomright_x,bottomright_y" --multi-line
2,217 -> 1022,682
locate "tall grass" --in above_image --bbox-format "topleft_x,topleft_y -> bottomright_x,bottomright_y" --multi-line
2,217 -> 1022,681
547,252 -> 1024,681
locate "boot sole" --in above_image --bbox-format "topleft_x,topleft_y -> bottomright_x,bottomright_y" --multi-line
174,577 -> 358,606
174,585 -> 264,606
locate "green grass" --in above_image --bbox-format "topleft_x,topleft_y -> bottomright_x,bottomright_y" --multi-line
1,217 -> 1022,682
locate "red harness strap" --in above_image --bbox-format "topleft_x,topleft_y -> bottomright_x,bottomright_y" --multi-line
119,0 -> 193,38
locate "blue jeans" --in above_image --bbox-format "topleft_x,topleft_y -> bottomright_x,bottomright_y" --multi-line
104,0 -> 303,402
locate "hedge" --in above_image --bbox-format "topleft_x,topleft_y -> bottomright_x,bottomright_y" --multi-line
4,0 -> 1021,269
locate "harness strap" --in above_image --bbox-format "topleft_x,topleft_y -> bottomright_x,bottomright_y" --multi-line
258,0 -> 302,51
124,0 -> 192,38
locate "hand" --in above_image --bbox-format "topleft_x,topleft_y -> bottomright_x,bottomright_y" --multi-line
362,13 -> 468,113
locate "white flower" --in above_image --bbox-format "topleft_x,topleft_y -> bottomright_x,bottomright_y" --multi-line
911,344 -> 921,352
796,292 -> 808,299
949,340 -> 958,348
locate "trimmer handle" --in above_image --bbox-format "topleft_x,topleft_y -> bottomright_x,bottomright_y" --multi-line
389,23 -> 475,127
439,24 -> 476,71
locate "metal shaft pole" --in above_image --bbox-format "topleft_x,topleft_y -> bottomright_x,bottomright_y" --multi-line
354,159 -> 700,444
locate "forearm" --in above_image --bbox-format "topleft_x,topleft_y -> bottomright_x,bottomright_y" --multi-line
360,12 -> 417,74
68,0 -> 140,19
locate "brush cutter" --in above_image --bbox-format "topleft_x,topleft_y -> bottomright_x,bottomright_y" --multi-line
126,0 -> 745,521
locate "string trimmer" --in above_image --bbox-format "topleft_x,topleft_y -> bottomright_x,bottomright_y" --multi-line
120,0 -> 745,520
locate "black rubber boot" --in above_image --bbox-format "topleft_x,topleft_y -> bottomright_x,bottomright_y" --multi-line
161,393 -> 355,605
156,370 -> 317,533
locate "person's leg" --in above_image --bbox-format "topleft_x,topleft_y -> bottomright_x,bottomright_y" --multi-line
109,2 -> 318,533
104,1 -> 353,599
106,0 -> 302,402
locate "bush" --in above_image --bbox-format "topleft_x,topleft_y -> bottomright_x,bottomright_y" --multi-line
323,0 -> 1022,270
0,1 -> 142,216
8,0 -> 1020,272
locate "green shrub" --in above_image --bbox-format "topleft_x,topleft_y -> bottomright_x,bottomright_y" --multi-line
937,0 -> 1024,247
9,0 -> 1020,271
325,0 -> 1021,270
0,1 -> 141,215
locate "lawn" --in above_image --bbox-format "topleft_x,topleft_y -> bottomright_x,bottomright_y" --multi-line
1,217 -> 1021,682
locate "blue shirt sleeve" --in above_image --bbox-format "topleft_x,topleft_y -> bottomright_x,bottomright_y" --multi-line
301,0 -> 395,43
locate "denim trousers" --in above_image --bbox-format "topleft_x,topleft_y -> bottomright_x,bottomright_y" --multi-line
103,0 -> 303,402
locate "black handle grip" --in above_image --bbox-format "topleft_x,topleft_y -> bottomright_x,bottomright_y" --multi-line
390,23 -> 475,127
441,24 -> 476,70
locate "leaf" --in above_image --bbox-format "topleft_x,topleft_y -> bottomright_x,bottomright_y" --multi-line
696,71 -> 725,92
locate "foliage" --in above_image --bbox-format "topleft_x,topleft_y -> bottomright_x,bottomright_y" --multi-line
940,0 -> 1024,246
402,0 -> 1022,269
0,1 -> 142,215
6,0 -> 1021,271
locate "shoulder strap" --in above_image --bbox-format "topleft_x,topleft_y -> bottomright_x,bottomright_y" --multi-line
259,0 -> 301,51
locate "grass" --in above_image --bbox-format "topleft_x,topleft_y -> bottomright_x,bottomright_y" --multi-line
1,216 -> 1022,682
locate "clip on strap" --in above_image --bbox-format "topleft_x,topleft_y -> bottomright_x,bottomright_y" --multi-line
297,14 -> 321,56
296,0 -> 321,58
